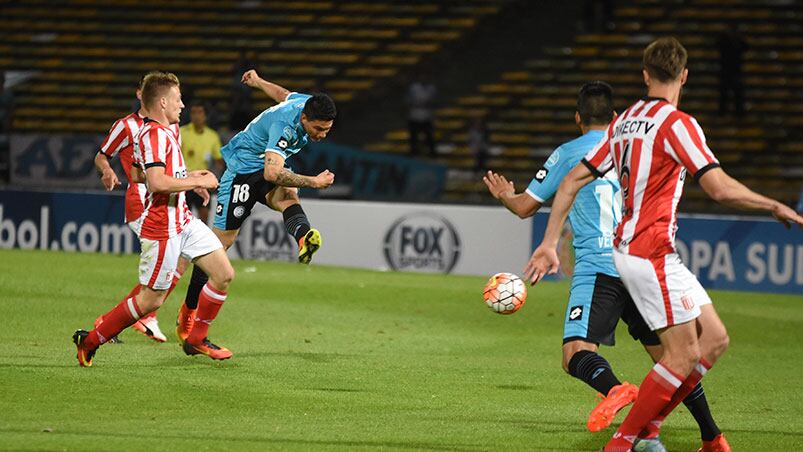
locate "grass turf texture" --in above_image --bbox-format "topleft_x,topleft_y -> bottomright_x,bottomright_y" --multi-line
0,249 -> 801,451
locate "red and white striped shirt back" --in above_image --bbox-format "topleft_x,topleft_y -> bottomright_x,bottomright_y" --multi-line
132,119 -> 192,240
583,97 -> 719,259
100,112 -> 147,223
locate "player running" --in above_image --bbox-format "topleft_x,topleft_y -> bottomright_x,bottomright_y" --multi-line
485,81 -> 724,449
74,72 -> 236,366
526,37 -> 803,452
92,72 -> 200,343
176,70 -> 336,340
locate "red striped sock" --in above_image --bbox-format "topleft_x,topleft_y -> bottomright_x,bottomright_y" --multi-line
639,359 -> 712,439
86,296 -> 142,349
607,362 -> 684,446
99,284 -> 142,323
187,283 -> 227,344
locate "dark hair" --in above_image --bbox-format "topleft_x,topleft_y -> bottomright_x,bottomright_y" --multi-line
141,71 -> 180,110
190,100 -> 207,113
577,81 -> 614,126
643,37 -> 688,82
303,93 -> 337,121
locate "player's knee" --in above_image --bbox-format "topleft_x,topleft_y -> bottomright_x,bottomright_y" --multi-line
710,329 -> 729,359
210,265 -> 235,290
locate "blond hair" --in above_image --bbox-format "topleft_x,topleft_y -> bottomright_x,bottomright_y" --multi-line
140,71 -> 180,110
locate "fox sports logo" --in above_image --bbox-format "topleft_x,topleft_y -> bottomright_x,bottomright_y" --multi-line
383,213 -> 461,274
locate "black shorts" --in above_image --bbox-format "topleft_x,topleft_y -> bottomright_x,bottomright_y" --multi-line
562,272 -> 660,347
185,188 -> 206,210
214,169 -> 276,231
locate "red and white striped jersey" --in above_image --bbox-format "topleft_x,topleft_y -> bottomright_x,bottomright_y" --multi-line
131,118 -> 192,240
582,97 -> 720,259
100,112 -> 181,224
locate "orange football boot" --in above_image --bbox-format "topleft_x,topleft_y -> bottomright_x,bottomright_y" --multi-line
72,330 -> 97,367
175,304 -> 196,346
183,337 -> 233,360
698,434 -> 731,452
588,382 -> 639,432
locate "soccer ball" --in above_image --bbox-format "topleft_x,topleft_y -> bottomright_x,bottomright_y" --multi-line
483,272 -> 527,314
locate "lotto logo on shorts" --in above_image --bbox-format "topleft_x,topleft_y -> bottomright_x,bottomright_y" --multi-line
569,305 -> 583,321
681,294 -> 695,311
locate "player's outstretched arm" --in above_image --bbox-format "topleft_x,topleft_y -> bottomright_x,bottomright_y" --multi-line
264,153 -> 334,189
242,70 -> 290,104
483,171 -> 541,218
93,152 -> 120,191
698,167 -> 803,228
144,167 -> 219,194
523,162 -> 595,284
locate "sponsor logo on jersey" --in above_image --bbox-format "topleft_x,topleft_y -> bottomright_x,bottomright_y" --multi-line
383,213 -> 461,274
216,204 -> 224,215
569,305 -> 583,321
535,167 -> 549,182
276,138 -> 289,150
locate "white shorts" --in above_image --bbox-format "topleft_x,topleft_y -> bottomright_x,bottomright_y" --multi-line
138,218 -> 222,290
613,249 -> 712,331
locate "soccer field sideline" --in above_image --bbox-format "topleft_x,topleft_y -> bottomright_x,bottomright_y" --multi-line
0,249 -> 801,451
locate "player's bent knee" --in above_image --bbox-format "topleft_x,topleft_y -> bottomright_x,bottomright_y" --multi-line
562,341 -> 598,373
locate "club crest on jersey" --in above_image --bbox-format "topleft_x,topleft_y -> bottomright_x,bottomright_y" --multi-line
546,151 -> 560,168
233,206 -> 246,218
681,294 -> 695,311
569,305 -> 583,321
535,168 -> 549,182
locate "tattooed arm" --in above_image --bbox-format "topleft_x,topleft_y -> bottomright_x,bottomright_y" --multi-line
263,153 -> 334,189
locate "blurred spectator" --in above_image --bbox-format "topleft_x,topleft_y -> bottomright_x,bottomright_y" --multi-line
468,117 -> 490,173
180,101 -> 223,224
717,30 -> 748,117
584,0 -> 615,32
0,72 -> 13,183
230,49 -> 258,131
406,75 -> 437,157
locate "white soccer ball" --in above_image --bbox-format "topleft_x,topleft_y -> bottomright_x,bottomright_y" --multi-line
483,272 -> 527,315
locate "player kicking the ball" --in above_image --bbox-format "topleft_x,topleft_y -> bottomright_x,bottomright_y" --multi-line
176,69 -> 336,342
486,81 -> 725,451
73,72 -> 236,366
526,38 -> 803,451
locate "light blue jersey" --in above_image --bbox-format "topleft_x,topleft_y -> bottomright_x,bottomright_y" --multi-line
526,130 -> 621,277
221,92 -> 312,174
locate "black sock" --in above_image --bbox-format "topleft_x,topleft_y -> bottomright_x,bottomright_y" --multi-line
683,383 -> 721,441
568,350 -> 621,396
283,203 -> 311,243
184,265 -> 209,310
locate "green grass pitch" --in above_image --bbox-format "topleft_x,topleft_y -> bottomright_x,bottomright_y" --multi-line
1,249 -> 801,451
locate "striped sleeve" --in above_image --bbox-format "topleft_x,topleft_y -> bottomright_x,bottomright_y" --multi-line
663,114 -> 720,180
581,126 -> 614,177
100,119 -> 130,158
140,126 -> 167,168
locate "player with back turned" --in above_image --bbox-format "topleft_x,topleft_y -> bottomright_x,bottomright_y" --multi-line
526,37 -> 803,451
485,82 -> 726,451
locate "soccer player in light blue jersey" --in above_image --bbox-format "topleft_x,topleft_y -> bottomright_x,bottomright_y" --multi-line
175,70 -> 336,342
485,82 -> 722,449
